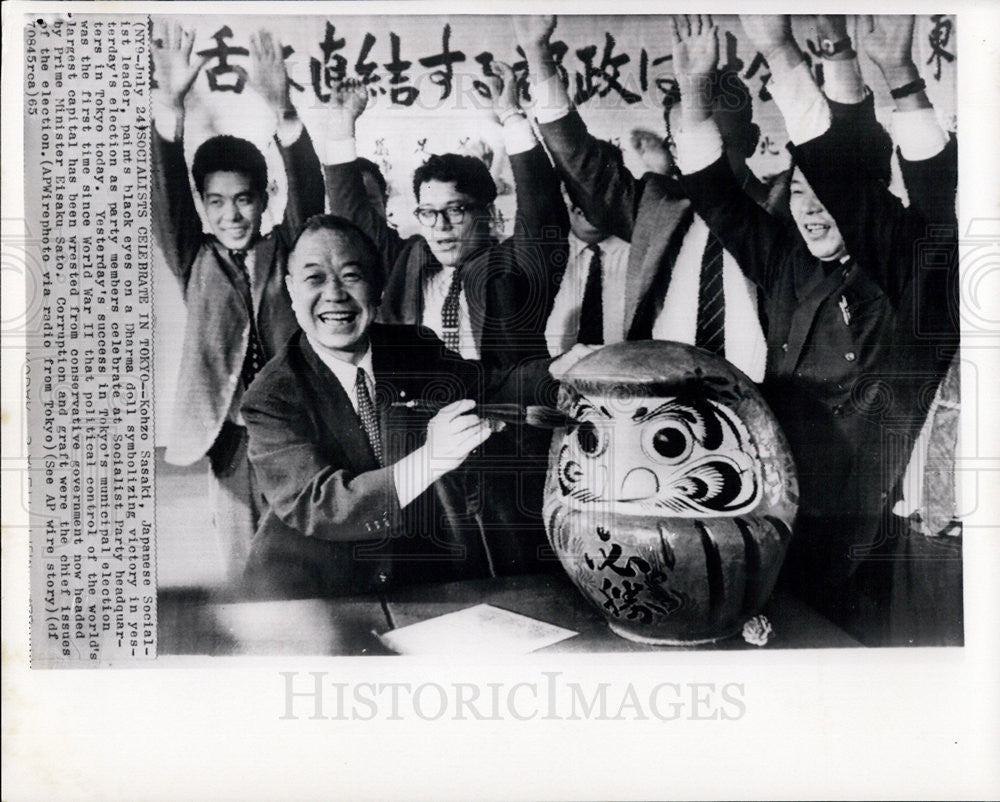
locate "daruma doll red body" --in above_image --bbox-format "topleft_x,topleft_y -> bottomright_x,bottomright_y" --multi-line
544,342 -> 798,644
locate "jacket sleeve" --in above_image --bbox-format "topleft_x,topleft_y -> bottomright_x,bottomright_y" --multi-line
680,155 -> 796,295
151,129 -> 204,291
243,384 -> 402,542
899,135 -> 958,229
277,126 -> 326,240
537,110 -> 641,242
324,159 -> 405,284
494,143 -> 570,360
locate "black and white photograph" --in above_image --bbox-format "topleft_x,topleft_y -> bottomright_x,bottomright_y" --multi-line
144,11 -> 963,655
3,3 -> 999,800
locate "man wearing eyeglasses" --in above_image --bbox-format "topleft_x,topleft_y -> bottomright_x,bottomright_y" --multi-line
320,66 -> 567,369
319,67 -> 569,579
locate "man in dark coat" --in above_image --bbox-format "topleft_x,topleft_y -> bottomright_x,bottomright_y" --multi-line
241,216 -> 567,599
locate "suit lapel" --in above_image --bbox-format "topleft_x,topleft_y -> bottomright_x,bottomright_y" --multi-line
625,195 -> 693,338
784,258 -> 850,372
460,243 -> 494,351
250,233 -> 277,313
299,335 -> 379,472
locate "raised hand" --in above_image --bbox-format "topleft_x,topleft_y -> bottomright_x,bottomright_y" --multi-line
424,400 -> 493,473
248,30 -> 292,115
512,15 -> 557,50
739,15 -> 794,56
323,79 -> 369,138
861,15 -> 917,75
486,61 -> 520,121
151,21 -> 206,110
668,14 -> 719,86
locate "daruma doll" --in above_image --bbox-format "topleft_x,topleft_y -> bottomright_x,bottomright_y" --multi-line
544,341 -> 798,644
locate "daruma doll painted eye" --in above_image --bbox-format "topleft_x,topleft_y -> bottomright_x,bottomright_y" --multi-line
544,341 -> 798,644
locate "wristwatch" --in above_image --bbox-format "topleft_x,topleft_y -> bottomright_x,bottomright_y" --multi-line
819,37 -> 854,58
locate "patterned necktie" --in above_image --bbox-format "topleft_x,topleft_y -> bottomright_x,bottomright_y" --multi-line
440,266 -> 463,352
577,243 -> 604,345
230,249 -> 266,387
355,367 -> 383,466
695,232 -> 725,357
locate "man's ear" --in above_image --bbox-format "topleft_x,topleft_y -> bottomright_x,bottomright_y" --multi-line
259,189 -> 270,212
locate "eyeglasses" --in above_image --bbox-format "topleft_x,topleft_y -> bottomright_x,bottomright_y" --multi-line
413,203 -> 481,227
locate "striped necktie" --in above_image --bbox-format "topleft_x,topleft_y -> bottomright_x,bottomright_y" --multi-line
695,232 -> 725,357
355,367 -> 383,466
230,249 -> 266,387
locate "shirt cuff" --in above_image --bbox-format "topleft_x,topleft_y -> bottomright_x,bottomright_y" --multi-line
892,108 -> 949,161
531,72 -> 572,125
392,446 -> 434,509
152,99 -> 182,143
501,113 -> 537,155
675,117 -> 725,175
768,61 -> 832,145
324,136 -> 358,166
822,57 -> 867,105
275,113 -> 304,148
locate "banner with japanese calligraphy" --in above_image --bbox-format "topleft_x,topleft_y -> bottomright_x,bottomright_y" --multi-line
152,12 -> 956,443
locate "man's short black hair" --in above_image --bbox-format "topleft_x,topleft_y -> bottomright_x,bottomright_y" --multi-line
356,157 -> 388,202
192,135 -> 269,197
290,214 -> 385,296
412,153 -> 497,207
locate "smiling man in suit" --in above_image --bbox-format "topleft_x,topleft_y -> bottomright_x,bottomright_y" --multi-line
241,215 -> 572,599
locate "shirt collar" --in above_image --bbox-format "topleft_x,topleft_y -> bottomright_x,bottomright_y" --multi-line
568,231 -> 627,261
307,337 -> 375,397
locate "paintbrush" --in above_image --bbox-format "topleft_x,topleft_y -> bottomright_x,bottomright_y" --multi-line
389,399 -> 571,429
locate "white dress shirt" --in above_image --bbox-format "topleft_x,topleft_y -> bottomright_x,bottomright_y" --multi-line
307,339 -> 376,416
649,214 -> 767,383
545,232 -> 630,356
532,72 -> 767,381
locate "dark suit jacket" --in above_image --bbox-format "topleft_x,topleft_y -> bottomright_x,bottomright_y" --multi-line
152,127 -> 325,467
240,325 -> 555,598
680,123 -> 957,582
324,144 -> 568,371
790,117 -> 958,566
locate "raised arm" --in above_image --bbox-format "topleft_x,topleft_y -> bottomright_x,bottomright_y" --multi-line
246,29 -> 325,237
150,22 -> 208,288
740,14 -> 940,305
514,15 -> 641,241
670,15 -> 793,293
321,82 -> 405,272
488,61 -> 570,357
861,14 -> 956,227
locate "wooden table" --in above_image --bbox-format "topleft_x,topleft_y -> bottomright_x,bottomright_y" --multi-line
159,571 -> 860,656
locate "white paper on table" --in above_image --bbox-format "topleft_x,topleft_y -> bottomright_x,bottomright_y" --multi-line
377,604 -> 578,655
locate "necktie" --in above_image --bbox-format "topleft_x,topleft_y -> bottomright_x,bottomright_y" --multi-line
695,232 -> 725,357
440,266 -> 463,353
230,249 -> 266,388
577,243 -> 604,345
355,367 -> 383,466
